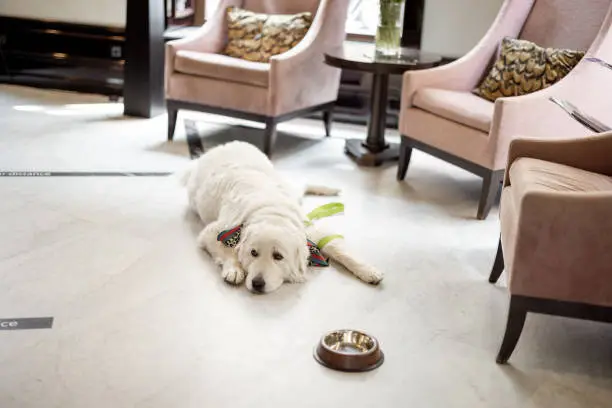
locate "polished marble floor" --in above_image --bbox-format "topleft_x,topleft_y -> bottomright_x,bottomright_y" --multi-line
0,85 -> 611,408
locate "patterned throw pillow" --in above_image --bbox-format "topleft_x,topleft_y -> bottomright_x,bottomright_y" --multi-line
473,38 -> 584,102
223,7 -> 312,63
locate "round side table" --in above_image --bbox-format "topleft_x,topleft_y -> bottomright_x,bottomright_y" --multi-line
325,42 -> 442,166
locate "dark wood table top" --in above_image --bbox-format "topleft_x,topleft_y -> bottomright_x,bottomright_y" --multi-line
325,41 -> 442,75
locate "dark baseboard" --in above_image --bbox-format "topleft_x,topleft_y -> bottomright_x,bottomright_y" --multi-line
0,16 -> 125,96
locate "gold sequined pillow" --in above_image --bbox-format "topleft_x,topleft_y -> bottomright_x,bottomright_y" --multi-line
223,7 -> 312,63
473,38 -> 584,102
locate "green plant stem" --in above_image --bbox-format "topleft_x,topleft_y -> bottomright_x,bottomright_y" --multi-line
379,1 -> 403,27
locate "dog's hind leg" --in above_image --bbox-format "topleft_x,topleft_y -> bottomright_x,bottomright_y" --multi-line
197,222 -> 246,285
320,239 -> 383,285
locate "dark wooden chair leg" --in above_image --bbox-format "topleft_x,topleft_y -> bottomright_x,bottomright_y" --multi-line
263,118 -> 278,157
397,137 -> 413,181
477,170 -> 503,220
489,237 -> 505,283
496,296 -> 527,364
167,107 -> 178,141
323,107 -> 333,137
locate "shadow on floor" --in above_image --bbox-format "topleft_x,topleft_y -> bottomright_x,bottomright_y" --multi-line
151,120 -> 325,161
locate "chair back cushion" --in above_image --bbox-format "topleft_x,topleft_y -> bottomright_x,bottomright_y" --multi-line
474,37 -> 584,101
242,0 -> 321,16
223,7 -> 313,62
519,0 -> 611,51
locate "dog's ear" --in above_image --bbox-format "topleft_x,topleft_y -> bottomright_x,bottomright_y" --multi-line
288,243 -> 309,283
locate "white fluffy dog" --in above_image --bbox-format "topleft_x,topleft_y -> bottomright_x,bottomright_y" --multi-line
182,141 -> 383,294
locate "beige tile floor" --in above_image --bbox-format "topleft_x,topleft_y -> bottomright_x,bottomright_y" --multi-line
0,85 -> 611,407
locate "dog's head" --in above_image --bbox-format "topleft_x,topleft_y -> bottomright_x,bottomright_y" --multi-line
234,222 -> 309,294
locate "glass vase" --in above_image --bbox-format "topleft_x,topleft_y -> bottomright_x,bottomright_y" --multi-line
375,0 -> 405,57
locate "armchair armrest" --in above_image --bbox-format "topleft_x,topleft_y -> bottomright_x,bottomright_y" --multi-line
268,0 -> 350,115
503,132 -> 612,186
511,191 -> 612,305
487,55 -> 612,170
401,0 -> 535,108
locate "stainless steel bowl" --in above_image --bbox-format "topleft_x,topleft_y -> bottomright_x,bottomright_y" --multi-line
314,329 -> 384,372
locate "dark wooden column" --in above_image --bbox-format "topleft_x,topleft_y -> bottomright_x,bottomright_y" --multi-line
401,0 -> 425,47
123,0 -> 166,118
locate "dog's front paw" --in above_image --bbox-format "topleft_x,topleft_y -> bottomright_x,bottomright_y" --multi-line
221,263 -> 246,285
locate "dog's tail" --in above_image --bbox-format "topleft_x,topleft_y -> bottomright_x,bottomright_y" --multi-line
303,184 -> 341,196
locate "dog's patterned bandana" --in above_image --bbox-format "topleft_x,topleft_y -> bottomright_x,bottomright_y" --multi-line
216,225 -> 242,248
307,239 -> 328,266
216,202 -> 345,268
216,225 -> 330,267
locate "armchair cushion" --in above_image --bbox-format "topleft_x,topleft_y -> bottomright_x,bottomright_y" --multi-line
473,38 -> 584,102
175,50 -> 270,87
223,7 -> 313,63
413,88 -> 494,133
509,158 -> 612,206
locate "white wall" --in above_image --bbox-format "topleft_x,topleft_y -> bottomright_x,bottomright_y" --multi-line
421,0 -> 504,58
0,0 -> 126,28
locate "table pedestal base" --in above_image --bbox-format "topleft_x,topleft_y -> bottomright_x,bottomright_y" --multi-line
343,72 -> 400,167
325,43 -> 442,167
344,139 -> 400,167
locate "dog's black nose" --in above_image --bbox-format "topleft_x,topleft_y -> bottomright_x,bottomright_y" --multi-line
251,275 -> 266,292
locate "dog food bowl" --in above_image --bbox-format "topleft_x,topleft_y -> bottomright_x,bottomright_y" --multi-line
314,329 -> 384,372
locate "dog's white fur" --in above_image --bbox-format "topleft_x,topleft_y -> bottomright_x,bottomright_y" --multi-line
182,141 -> 383,293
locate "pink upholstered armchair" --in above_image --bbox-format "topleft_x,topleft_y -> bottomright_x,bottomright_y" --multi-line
165,0 -> 350,156
397,0 -> 612,219
489,132 -> 612,363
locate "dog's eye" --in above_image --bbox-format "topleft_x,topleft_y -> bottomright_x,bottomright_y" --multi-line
273,252 -> 284,261
251,249 -> 259,257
